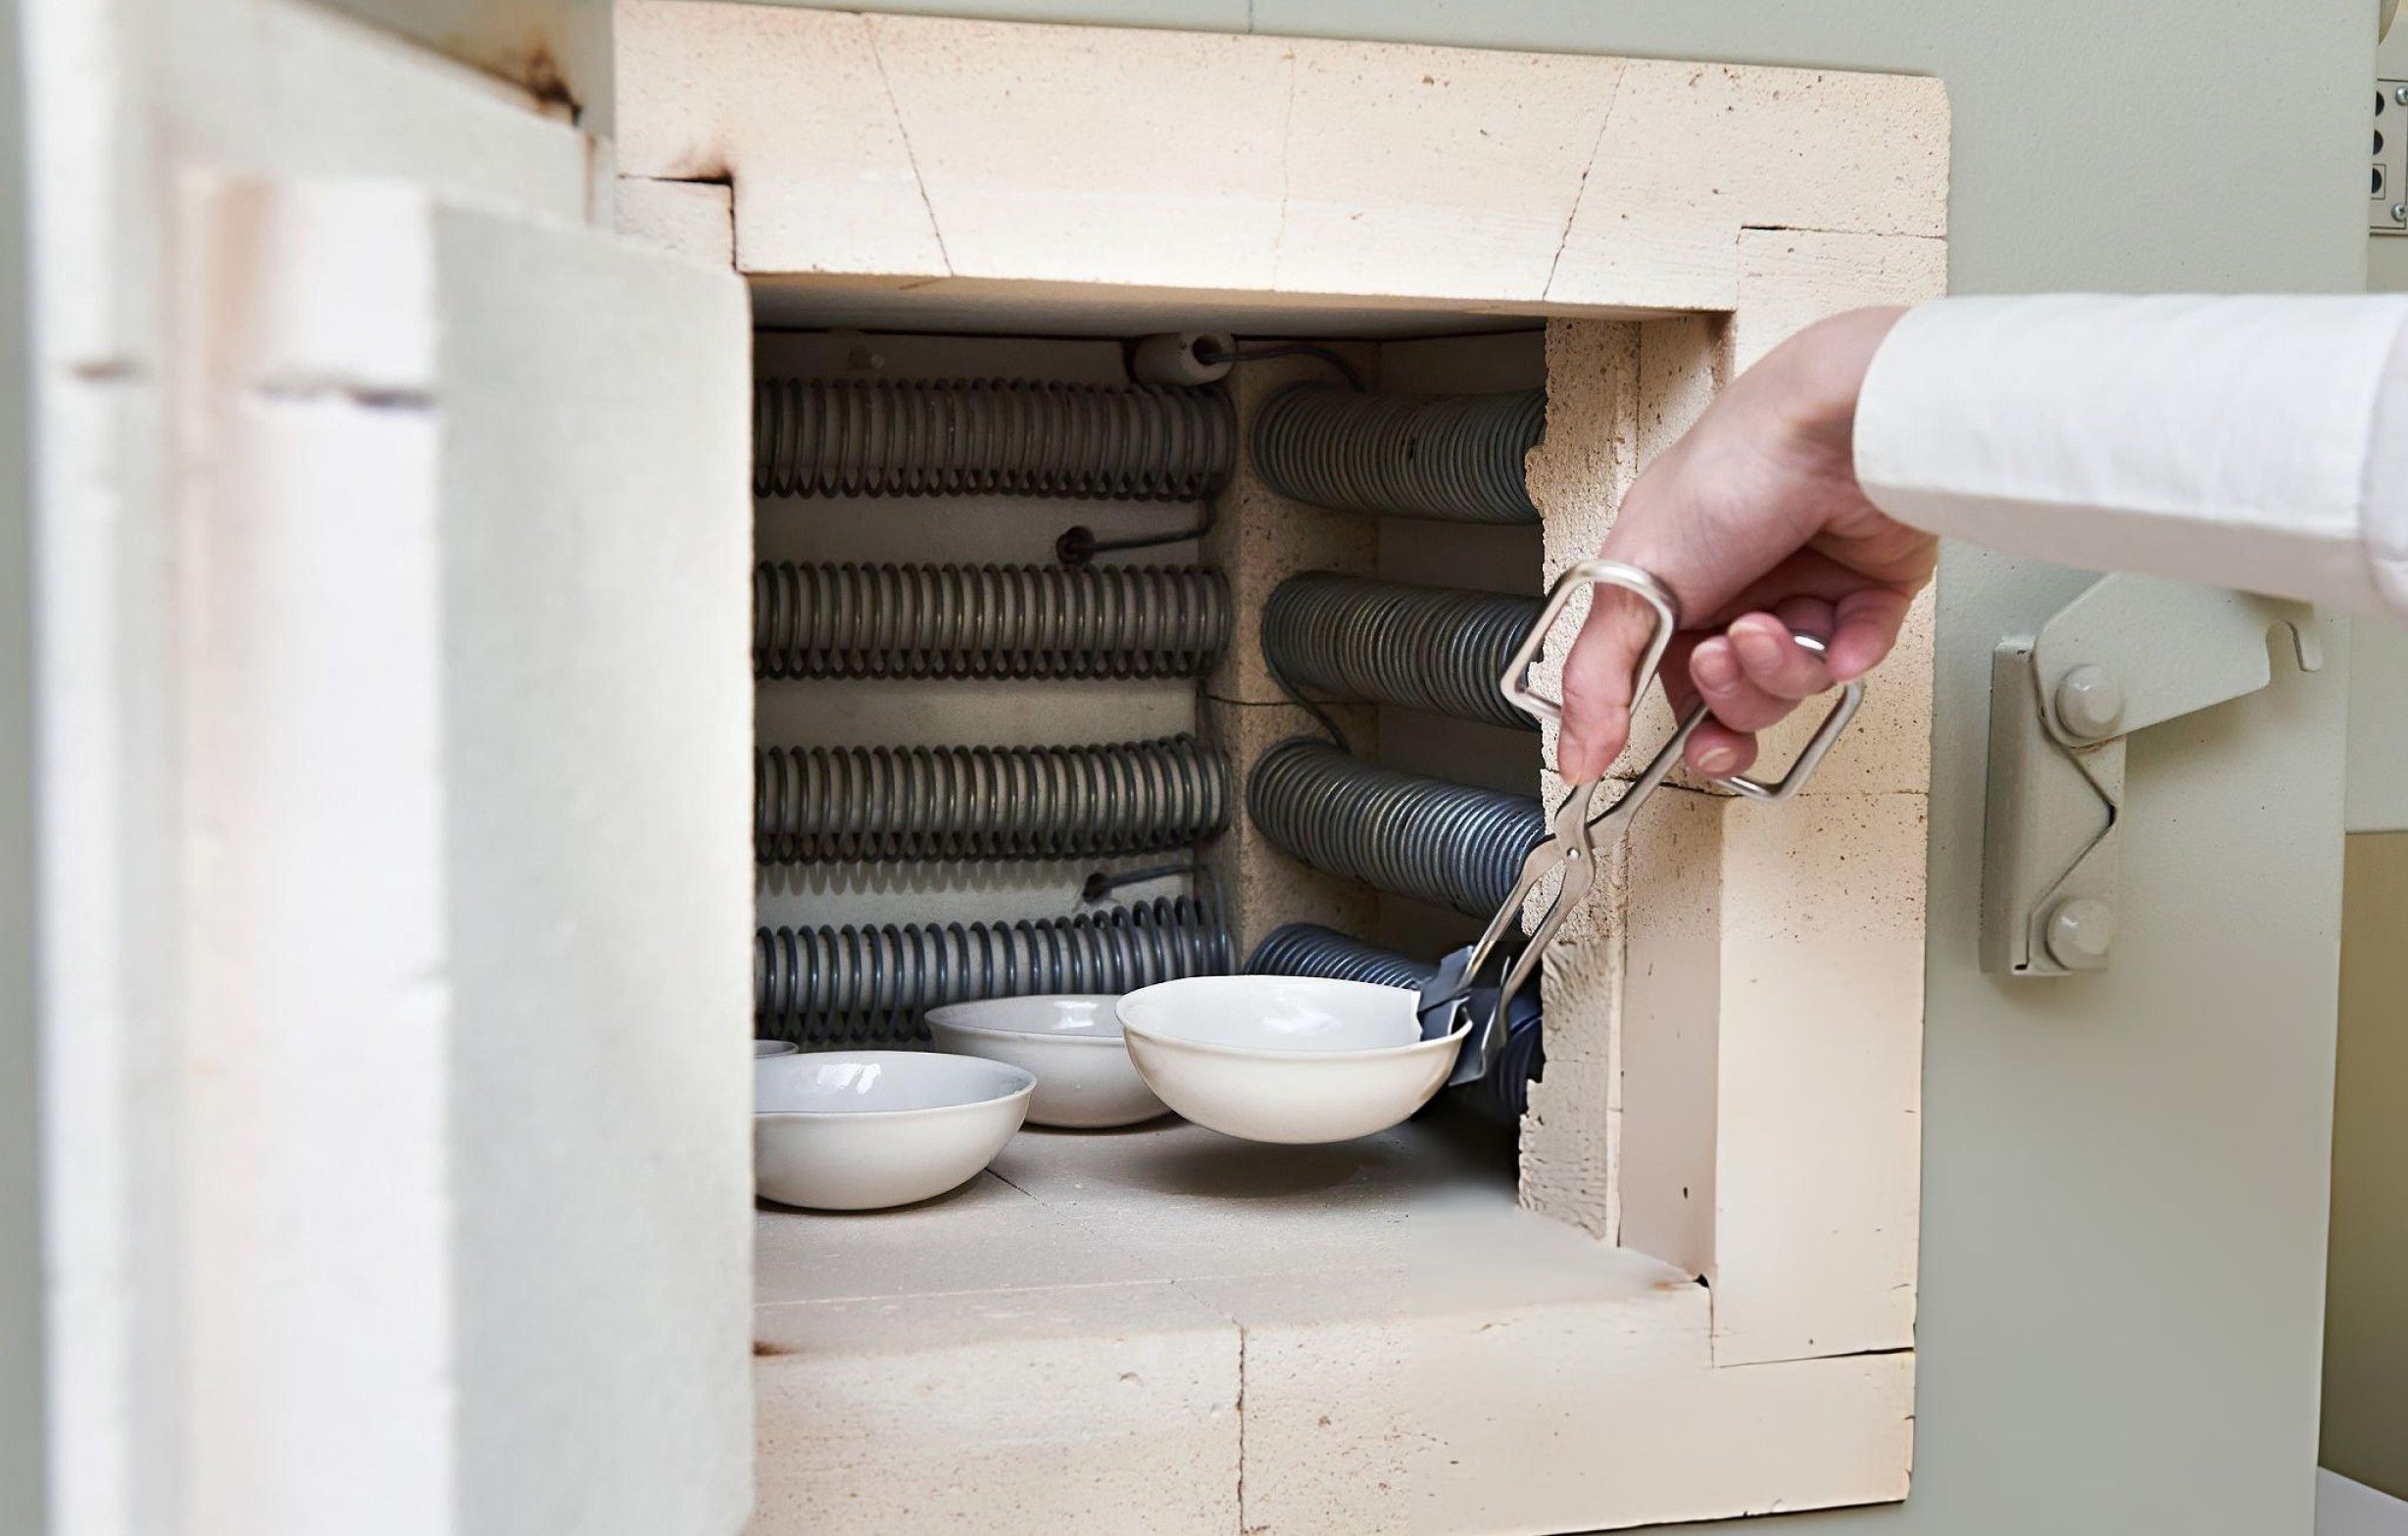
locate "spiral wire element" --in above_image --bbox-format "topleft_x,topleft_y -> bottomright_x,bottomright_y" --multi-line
1261,573 -> 1543,731
754,896 -> 1233,1045
756,735 -> 1231,864
1246,739 -> 1545,918
1468,1011 -> 1546,1122
1245,921 -> 1543,1118
754,376 -> 1236,502
1244,921 -> 1439,989
754,562 -> 1232,681
1252,383 -> 1545,524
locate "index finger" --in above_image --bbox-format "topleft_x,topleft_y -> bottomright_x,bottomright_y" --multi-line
1727,608 -> 1837,702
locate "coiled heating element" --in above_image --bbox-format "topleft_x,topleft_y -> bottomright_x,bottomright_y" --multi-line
1246,739 -> 1545,918
1245,922 -> 1543,1120
754,562 -> 1231,681
755,895 -> 1233,1045
754,376 -> 1236,502
1245,920 -> 1438,989
1252,383 -> 1544,524
755,735 -> 1231,864
1261,573 -> 1542,731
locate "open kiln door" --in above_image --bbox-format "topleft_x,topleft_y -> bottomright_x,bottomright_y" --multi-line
177,175 -> 754,1535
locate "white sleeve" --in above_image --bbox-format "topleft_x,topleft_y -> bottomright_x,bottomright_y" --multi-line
1852,293 -> 2408,618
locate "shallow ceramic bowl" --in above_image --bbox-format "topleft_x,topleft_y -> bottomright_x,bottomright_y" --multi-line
1116,976 -> 1467,1145
924,994 -> 1168,1129
754,1039 -> 799,1059
754,1051 -> 1034,1211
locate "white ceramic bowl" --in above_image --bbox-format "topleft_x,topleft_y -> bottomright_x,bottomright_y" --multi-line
754,1039 -> 799,1059
754,1051 -> 1034,1211
924,994 -> 1168,1129
1116,976 -> 1467,1145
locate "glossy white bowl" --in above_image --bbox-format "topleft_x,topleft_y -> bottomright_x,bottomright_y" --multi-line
1116,976 -> 1468,1145
754,1051 -> 1034,1211
924,994 -> 1168,1129
754,1039 -> 799,1059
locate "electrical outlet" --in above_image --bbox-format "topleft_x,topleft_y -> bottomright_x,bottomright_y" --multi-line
2376,81 -> 2407,233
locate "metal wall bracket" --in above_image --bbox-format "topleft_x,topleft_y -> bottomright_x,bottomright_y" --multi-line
1981,574 -> 2322,976
2377,79 -> 2407,233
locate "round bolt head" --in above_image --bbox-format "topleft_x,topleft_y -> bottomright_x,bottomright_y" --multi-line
2394,84 -> 2407,105
2394,203 -> 2407,223
2044,897 -> 2115,970
2053,665 -> 2125,740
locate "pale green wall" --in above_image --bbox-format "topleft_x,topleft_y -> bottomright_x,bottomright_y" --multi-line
2332,12 -> 2408,1506
0,0 -> 42,1523
733,3 -> 2369,1533
2345,620 -> 2408,830
2359,17 -> 2408,838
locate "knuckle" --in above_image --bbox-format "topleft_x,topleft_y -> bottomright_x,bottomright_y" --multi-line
1733,695 -> 1800,732
1558,657 -> 1624,713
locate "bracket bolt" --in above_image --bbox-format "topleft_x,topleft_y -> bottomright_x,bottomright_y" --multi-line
2044,897 -> 2115,970
2395,203 -> 2407,225
2053,665 -> 2125,740
2394,85 -> 2407,105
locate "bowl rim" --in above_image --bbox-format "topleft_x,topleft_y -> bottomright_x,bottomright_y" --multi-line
1116,975 -> 1469,1063
754,1049 -> 1037,1121
923,993 -> 1127,1046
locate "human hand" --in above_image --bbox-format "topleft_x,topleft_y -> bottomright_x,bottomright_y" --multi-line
1554,306 -> 1936,781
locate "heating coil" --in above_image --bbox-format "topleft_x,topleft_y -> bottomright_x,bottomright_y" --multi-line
1252,383 -> 1545,524
754,376 -> 1236,502
1261,573 -> 1542,731
1245,921 -> 1439,989
755,896 -> 1232,1045
754,562 -> 1232,680
1470,1010 -> 1547,1122
755,735 -> 1231,864
1245,921 -> 1543,1120
1246,739 -> 1544,918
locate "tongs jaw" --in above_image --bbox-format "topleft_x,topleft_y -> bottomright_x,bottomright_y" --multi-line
1415,945 -> 1485,1084
1419,558 -> 1867,1089
1417,940 -> 1544,1087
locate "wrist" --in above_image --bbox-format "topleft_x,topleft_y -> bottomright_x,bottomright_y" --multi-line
1767,306 -> 1906,460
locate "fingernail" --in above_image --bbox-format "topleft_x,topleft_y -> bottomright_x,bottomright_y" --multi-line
1692,645 -> 1737,689
1695,745 -> 1739,774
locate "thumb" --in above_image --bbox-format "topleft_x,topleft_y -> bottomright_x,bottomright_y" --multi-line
1554,589 -> 1659,781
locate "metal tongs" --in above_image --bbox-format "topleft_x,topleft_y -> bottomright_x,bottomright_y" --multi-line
1417,559 -> 1867,1086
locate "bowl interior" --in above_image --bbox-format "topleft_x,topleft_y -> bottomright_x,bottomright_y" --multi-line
924,993 -> 1124,1041
756,1050 -> 1034,1115
1118,976 -> 1424,1054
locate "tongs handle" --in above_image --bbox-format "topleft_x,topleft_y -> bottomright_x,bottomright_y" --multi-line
1504,559 -> 1866,802
1500,559 -> 1680,727
1650,638 -> 1865,804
